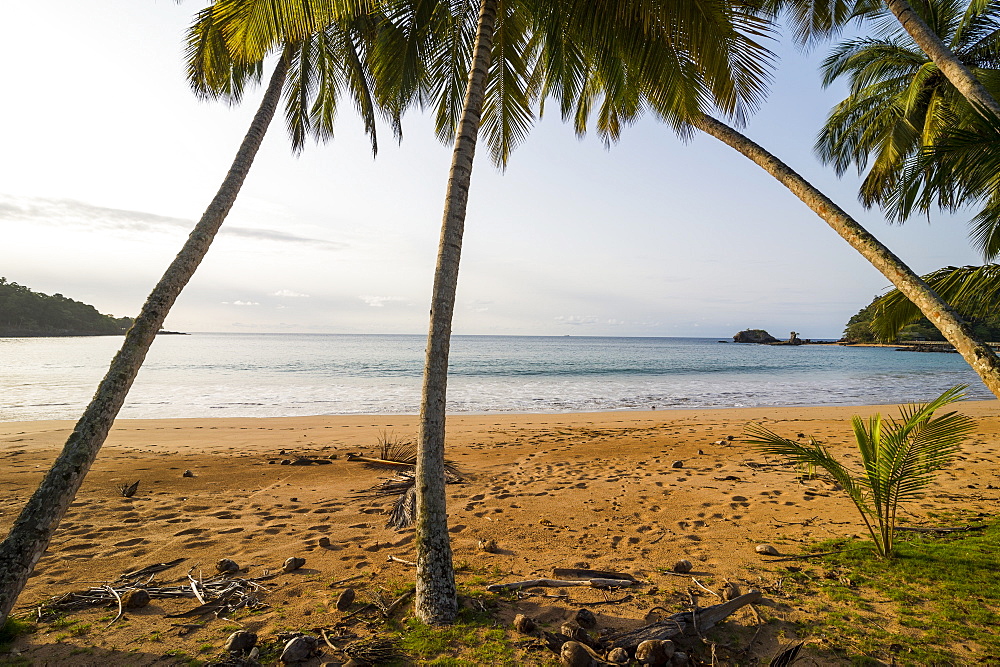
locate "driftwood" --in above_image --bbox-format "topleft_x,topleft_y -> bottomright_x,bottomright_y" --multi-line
603,591 -> 762,652
103,585 -> 124,628
486,578 -> 636,592
118,558 -> 186,581
386,555 -> 416,567
552,568 -> 636,582
346,454 -> 414,469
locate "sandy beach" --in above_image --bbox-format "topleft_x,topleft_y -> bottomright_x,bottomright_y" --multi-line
2,401 -> 999,665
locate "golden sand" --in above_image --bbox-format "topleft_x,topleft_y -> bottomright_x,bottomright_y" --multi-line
2,402 -> 999,664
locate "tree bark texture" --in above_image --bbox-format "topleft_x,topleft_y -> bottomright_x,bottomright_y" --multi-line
415,0 -> 497,625
884,0 -> 1000,119
691,113 -> 1000,399
0,54 -> 290,627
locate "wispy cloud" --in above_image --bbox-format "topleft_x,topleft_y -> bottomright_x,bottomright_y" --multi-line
359,295 -> 405,308
273,289 -> 310,298
0,195 -> 344,248
222,300 -> 260,306
555,315 -> 624,326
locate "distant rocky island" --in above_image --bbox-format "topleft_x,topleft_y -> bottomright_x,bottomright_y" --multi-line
0,277 -> 134,337
732,329 -> 811,345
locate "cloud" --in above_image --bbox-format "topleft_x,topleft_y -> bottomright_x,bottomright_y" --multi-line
273,289 -> 310,298
360,295 -> 404,308
555,315 -> 624,326
467,299 -> 492,313
0,194 -> 344,248
222,300 -> 260,306
555,315 -> 601,326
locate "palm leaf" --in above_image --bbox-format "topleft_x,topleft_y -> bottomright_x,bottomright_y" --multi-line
867,264 -> 1000,340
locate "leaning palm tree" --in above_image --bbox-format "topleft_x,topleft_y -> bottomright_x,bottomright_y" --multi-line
0,5 -> 390,626
531,2 -> 1000,400
815,0 -> 1000,213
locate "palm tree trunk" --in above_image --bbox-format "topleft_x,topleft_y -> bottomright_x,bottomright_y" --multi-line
415,0 -> 497,625
691,113 -> 1000,399
0,52 -> 290,627
884,0 -> 1000,119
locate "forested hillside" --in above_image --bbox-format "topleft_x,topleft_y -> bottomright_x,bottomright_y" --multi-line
843,297 -> 1000,343
0,278 -> 133,336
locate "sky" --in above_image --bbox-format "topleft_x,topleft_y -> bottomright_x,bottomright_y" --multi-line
0,2 -> 985,339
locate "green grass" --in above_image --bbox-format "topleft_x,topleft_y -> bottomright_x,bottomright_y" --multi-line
0,617 -> 33,650
398,607 -> 517,666
778,518 -> 1000,665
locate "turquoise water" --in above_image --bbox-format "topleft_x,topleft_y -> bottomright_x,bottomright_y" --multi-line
0,334 -> 991,420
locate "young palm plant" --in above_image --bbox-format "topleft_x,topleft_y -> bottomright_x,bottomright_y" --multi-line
743,385 -> 976,558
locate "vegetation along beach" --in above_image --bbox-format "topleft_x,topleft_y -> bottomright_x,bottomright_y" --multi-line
8,0 -> 1000,665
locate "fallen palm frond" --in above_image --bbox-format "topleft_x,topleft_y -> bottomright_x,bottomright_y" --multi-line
353,467 -> 463,529
348,431 -> 462,477
349,433 -> 464,528
118,480 -> 140,497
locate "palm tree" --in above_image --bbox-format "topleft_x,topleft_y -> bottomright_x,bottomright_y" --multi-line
688,113 -> 1000,397
815,0 -> 1000,256
531,3 -> 1000,399
767,0 -> 1000,118
0,5 -> 389,626
396,0 -> 780,624
745,385 -> 975,558
816,0 -> 1000,210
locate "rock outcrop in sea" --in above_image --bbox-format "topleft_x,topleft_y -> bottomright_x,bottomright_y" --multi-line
733,329 -> 778,343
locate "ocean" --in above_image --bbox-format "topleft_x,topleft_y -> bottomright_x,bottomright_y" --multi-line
0,333 -> 992,421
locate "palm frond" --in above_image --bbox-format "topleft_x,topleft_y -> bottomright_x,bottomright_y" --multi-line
868,264 -> 1000,339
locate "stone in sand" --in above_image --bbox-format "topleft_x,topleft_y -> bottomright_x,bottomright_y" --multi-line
672,559 -> 693,573
671,461 -> 684,468
574,607 -> 597,629
122,589 -> 150,609
636,639 -> 675,665
182,469 -> 194,477
607,647 -> 630,664
216,558 -> 240,574
318,536 -> 331,547
225,630 -> 257,653
513,613 -> 536,634
671,651 -> 689,665
755,544 -> 779,556
280,635 -> 317,664
336,587 -> 356,611
721,580 -> 741,601
478,538 -> 498,553
560,640 -> 608,667
283,556 -> 306,573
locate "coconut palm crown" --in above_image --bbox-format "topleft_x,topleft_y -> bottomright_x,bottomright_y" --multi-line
815,0 -> 1000,216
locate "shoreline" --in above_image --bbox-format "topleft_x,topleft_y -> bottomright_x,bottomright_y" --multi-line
4,398 -> 999,433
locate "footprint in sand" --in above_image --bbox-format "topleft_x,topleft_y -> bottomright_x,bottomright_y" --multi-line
113,538 -> 146,547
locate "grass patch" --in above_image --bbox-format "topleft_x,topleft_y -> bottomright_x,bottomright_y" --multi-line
781,518 -> 1000,665
0,617 -> 34,649
398,607 -> 517,666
